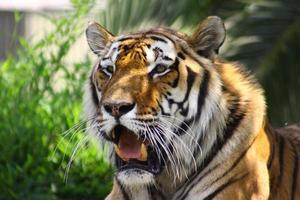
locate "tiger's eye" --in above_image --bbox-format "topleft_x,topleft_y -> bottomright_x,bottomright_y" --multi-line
155,64 -> 168,74
106,65 -> 114,74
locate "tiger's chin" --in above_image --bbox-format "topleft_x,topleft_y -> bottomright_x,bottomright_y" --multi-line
112,125 -> 164,186
116,168 -> 155,187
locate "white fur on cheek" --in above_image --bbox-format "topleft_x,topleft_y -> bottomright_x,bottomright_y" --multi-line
83,82 -> 98,135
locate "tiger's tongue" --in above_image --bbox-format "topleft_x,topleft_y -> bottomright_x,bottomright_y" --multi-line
118,130 -> 143,160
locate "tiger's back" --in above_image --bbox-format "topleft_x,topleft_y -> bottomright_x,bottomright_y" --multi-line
204,120 -> 300,200
83,16 -> 300,199
267,124 -> 300,199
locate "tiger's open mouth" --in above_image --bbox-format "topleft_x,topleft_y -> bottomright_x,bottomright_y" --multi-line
112,125 -> 163,175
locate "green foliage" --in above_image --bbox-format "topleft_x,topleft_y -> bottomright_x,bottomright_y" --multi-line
98,0 -> 219,34
0,0 -> 112,199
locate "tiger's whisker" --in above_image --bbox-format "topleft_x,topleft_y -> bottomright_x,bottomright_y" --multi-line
155,122 -> 198,177
63,123 -> 98,182
153,123 -> 191,180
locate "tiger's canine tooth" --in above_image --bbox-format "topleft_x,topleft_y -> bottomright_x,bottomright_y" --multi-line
114,144 -> 127,161
140,143 -> 148,161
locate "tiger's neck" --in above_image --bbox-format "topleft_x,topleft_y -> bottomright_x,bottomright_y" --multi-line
156,62 -> 267,198
193,61 -> 266,168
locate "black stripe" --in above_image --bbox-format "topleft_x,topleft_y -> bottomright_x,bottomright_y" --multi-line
117,37 -> 134,42
195,69 -> 210,121
115,178 -> 131,200
181,48 -> 189,55
291,141 -> 298,200
178,67 -> 196,116
197,50 -> 210,58
122,44 -> 132,53
220,95 -> 246,143
150,36 -> 167,43
89,75 -> 99,106
169,58 -> 180,88
178,52 -> 186,60
148,185 -> 166,200
150,32 -> 176,45
176,118 -> 194,136
203,173 -> 249,200
154,47 -> 163,53
157,100 -> 170,116
162,56 -> 172,61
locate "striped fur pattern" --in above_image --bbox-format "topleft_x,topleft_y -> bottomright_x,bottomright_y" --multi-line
84,16 -> 300,199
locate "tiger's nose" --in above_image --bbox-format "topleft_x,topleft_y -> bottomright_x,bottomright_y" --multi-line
103,102 -> 135,118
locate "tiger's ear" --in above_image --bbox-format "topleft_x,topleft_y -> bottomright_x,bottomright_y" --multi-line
188,16 -> 225,59
86,22 -> 114,56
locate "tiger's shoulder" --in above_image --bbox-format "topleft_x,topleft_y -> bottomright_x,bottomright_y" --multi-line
225,59 -> 300,199
208,60 -> 300,200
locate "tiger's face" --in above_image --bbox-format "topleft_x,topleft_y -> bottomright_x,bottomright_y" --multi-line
85,17 -> 225,187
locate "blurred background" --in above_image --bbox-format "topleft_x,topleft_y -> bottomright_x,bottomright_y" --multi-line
0,0 -> 299,199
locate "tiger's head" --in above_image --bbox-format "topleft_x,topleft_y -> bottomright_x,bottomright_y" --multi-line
84,16 -> 225,187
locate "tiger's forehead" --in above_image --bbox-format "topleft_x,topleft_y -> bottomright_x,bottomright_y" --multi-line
101,33 -> 178,69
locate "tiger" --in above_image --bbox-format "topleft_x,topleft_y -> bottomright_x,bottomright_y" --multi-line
84,16 -> 300,200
